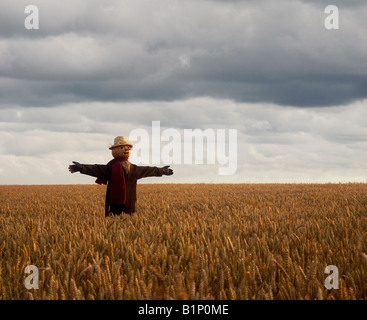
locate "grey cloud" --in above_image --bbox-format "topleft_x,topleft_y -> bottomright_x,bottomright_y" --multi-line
0,0 -> 367,108
1,99 -> 366,184
207,0 -> 366,7
1,0 -> 366,184
298,0 -> 365,8
2,98 -> 366,146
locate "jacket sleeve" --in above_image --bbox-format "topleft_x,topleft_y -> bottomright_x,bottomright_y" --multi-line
80,164 -> 111,180
135,165 -> 164,180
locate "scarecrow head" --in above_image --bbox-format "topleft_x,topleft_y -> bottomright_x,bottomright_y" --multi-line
109,136 -> 133,159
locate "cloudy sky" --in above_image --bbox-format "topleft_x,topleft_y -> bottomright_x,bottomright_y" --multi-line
0,0 -> 366,184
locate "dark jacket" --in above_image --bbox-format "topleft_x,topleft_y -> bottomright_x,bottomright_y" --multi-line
80,162 -> 165,215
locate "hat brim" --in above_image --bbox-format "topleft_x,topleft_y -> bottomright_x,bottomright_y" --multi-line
109,143 -> 133,150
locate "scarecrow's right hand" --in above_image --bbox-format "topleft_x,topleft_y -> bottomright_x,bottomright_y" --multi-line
68,161 -> 82,173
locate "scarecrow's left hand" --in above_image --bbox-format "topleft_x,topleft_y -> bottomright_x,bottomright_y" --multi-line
162,165 -> 173,175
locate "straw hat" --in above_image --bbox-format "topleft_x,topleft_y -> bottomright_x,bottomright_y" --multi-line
108,136 -> 133,150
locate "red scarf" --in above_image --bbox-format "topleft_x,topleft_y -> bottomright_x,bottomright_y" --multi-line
95,156 -> 129,204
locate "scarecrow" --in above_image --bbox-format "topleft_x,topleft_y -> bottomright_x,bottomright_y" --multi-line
68,136 -> 173,216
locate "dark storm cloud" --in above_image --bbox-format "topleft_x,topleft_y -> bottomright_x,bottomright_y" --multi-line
0,0 -> 367,108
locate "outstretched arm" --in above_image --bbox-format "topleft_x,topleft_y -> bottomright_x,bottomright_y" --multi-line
68,161 -> 110,180
136,165 -> 173,180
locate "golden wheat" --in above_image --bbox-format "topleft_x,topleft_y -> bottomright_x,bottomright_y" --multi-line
0,183 -> 366,300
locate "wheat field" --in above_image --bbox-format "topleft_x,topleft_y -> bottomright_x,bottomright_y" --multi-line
0,183 -> 366,300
